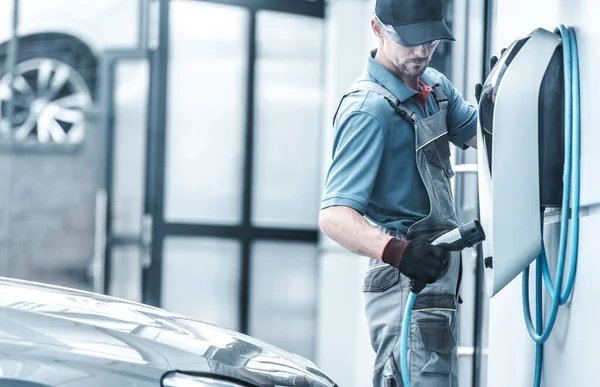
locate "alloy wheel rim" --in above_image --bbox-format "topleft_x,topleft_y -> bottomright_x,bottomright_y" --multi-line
0,57 -> 92,144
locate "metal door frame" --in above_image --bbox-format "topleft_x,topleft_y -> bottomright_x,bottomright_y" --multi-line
100,0 -> 154,294
472,1 -> 495,385
143,0 -> 325,334
447,0 -> 495,384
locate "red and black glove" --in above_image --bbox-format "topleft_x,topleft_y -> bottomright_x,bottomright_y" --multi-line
381,235 -> 450,292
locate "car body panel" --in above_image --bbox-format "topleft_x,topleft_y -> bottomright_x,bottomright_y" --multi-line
0,277 -> 336,386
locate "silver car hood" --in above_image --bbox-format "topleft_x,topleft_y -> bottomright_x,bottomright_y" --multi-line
0,277 -> 336,387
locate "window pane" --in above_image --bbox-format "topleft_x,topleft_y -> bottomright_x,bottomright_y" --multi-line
249,241 -> 318,359
164,1 -> 248,224
460,355 -> 473,387
161,237 -> 241,331
252,11 -> 324,228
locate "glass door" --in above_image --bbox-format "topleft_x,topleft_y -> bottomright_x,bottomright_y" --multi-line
142,0 -> 325,361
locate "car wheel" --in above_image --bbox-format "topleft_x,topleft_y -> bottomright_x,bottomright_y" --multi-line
0,34 -> 97,145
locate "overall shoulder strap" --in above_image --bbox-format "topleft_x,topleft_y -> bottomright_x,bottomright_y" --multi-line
332,78 -> 418,125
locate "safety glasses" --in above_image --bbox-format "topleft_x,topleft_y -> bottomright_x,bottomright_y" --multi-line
374,13 -> 439,47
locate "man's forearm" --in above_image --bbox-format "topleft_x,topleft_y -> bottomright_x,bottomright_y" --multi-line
318,205 -> 393,260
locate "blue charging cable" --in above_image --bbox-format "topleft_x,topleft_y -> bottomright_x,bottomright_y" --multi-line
521,24 -> 580,387
400,290 -> 416,387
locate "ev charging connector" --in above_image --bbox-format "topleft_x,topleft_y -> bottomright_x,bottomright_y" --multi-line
430,219 -> 486,250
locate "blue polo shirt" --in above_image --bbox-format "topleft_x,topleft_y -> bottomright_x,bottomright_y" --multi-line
320,50 -> 478,234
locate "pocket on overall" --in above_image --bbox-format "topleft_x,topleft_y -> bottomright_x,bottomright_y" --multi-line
410,294 -> 457,378
422,133 -> 451,169
362,261 -> 399,292
417,318 -> 455,375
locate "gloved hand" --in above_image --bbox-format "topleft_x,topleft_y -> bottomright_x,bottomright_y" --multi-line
381,235 -> 450,286
474,49 -> 505,103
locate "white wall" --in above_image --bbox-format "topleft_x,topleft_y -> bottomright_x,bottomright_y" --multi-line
485,1 -> 600,386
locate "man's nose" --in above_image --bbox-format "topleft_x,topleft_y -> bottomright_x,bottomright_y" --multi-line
413,44 -> 429,56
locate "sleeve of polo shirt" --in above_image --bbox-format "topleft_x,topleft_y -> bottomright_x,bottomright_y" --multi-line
320,111 -> 383,214
441,74 -> 478,149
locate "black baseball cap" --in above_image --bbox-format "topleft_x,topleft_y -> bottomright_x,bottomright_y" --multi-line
375,0 -> 455,46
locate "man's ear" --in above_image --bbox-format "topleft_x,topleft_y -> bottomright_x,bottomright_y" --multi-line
371,18 -> 384,39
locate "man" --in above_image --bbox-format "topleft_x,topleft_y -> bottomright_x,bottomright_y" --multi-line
318,0 -> 478,386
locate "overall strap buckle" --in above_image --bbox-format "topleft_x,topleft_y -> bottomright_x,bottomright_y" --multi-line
431,84 -> 449,111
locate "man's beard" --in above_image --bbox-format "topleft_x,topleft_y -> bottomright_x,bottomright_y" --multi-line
397,59 -> 428,78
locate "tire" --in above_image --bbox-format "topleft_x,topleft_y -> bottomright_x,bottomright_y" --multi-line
0,33 -> 98,144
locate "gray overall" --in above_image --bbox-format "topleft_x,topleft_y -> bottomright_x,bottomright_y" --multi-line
334,77 -> 462,387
